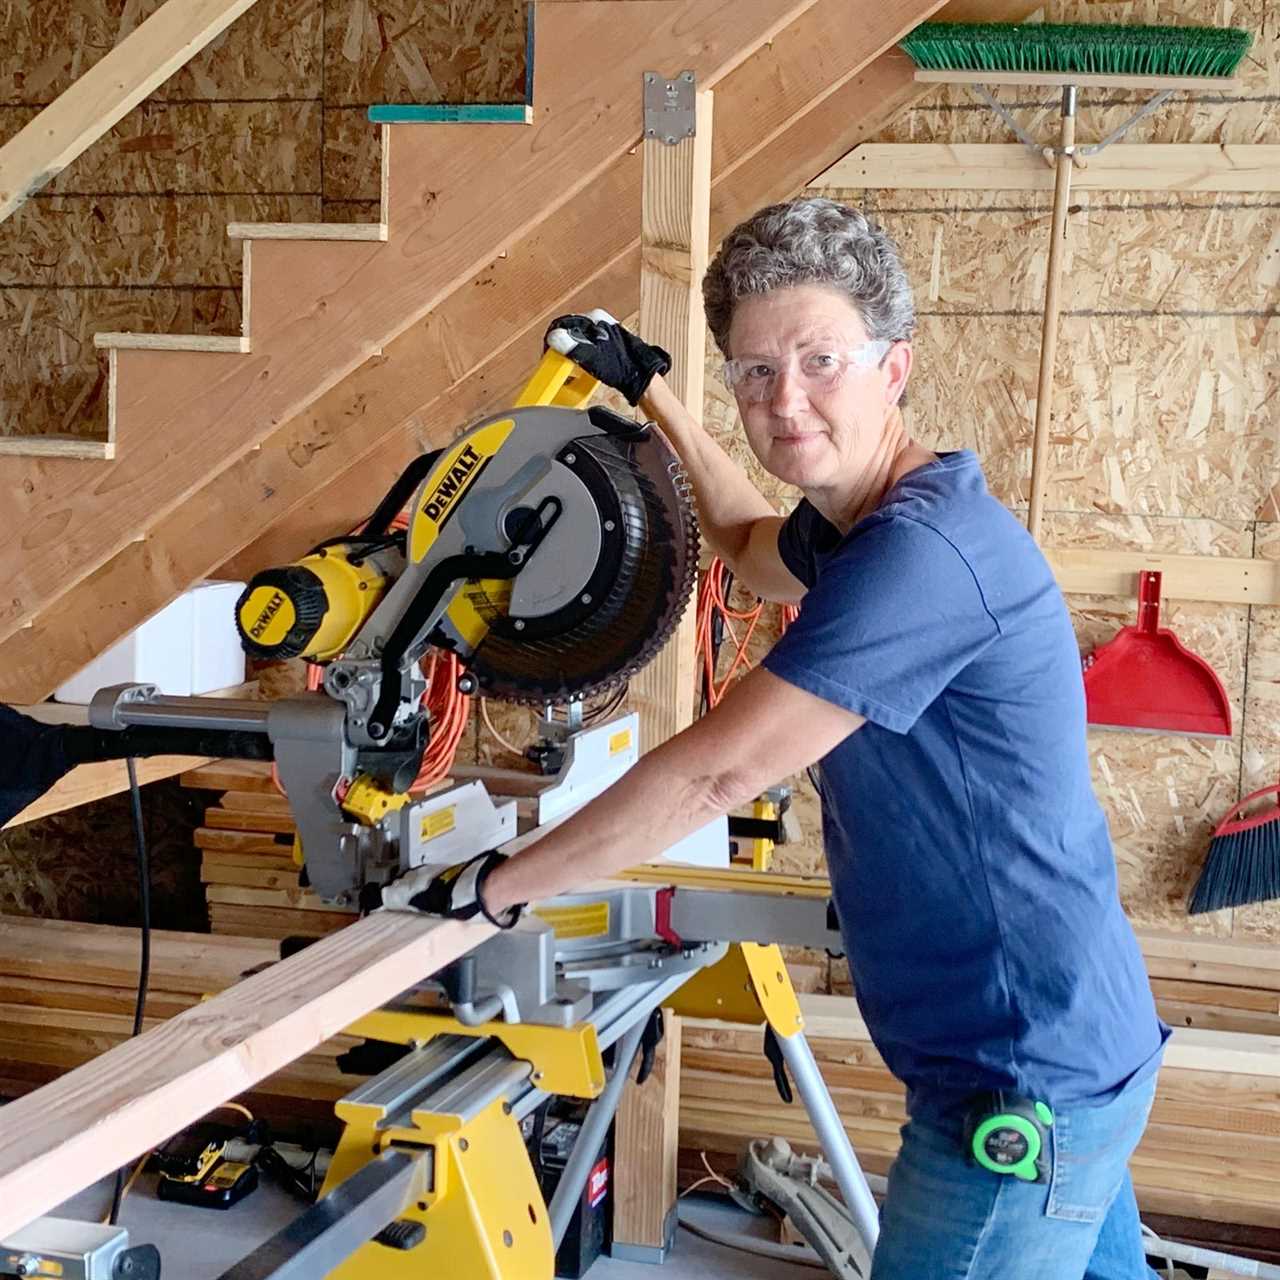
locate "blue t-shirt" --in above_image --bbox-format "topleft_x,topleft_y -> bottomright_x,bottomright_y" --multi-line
762,450 -> 1168,1115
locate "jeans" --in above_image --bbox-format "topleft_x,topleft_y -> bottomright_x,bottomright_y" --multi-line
871,1073 -> 1160,1280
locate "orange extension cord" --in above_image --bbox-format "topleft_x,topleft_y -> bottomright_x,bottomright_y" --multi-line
695,557 -> 799,711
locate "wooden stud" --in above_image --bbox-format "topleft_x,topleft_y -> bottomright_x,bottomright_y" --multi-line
627,88 -> 714,753
611,87 -> 713,1257
812,143 -> 1280,193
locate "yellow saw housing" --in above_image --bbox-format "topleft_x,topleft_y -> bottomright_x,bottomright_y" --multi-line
236,546 -> 388,662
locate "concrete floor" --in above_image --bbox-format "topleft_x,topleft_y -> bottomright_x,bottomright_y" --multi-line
52,1173 -> 819,1279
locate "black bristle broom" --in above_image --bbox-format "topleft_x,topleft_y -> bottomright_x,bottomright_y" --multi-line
1188,779 -> 1280,914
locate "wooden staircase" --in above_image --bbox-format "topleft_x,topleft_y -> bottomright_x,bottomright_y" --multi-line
0,0 -> 1017,706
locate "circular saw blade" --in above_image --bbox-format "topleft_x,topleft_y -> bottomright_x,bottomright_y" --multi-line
466,424 -> 699,706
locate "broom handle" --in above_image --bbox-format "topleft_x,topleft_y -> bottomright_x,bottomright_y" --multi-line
1027,86 -> 1076,544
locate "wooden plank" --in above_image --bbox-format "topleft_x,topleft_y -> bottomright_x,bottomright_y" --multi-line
1057,548 -> 1280,606
3,754 -> 212,829
205,884 -> 349,913
0,0 -> 819,649
614,1011 -> 684,1254
0,0 -> 953,707
217,789 -> 293,815
0,437 -> 113,459
201,859 -> 302,890
0,910 -> 491,1237
195,826 -> 294,854
181,759 -> 276,793
205,807 -> 295,834
813,143 -> 1280,193
0,0 -> 265,222
0,917 -> 276,993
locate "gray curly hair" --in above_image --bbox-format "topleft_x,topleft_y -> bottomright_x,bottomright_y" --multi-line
702,197 -> 915,358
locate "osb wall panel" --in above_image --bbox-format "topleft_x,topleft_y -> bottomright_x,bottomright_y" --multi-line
324,0 -> 526,103
1049,511 -> 1251,935
2,196 -> 317,287
1235,522 -> 1280,939
903,313 -> 1278,523
3,288 -> 243,438
0,0 -> 322,103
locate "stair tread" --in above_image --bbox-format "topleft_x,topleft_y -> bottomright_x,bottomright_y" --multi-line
226,222 -> 387,242
0,436 -> 113,460
94,332 -> 250,352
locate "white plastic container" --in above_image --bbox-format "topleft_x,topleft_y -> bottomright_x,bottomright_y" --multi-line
54,580 -> 247,703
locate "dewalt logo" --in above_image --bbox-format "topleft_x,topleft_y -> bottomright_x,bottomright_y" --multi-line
421,443 -> 483,526
249,590 -> 288,639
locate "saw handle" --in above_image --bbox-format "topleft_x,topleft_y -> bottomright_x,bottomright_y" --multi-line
515,349 -> 600,409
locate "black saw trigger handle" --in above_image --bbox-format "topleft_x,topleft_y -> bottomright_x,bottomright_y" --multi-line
634,1008 -> 666,1086
763,1025 -> 793,1105
587,405 -> 649,441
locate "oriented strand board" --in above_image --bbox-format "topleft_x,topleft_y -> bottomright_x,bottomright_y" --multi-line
0,194 -> 319,286
323,0 -> 527,106
819,190 -> 1280,315
2,287 -> 243,439
0,0 -> 322,104
902,314 -> 1278,523
1233,523 -> 1280,940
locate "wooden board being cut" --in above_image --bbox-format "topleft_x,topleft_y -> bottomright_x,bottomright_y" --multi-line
0,910 -> 491,1239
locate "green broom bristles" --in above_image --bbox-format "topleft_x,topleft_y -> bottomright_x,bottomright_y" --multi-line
900,21 -> 1252,79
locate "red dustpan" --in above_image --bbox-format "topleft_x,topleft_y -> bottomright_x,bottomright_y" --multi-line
1082,570 -> 1232,737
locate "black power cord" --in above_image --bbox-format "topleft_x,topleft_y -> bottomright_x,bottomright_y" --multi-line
108,757 -> 151,1226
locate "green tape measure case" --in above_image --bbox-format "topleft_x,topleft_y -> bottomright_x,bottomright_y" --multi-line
964,1094 -> 1055,1183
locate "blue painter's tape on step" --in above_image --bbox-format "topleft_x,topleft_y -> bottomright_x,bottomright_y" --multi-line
367,104 -> 534,124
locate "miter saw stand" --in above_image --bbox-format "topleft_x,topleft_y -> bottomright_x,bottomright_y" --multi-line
4,704 -> 880,1280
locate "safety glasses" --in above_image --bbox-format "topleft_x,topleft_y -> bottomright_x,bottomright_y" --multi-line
722,340 -> 892,404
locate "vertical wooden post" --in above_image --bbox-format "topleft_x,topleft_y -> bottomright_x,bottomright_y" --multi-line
611,81 -> 712,1263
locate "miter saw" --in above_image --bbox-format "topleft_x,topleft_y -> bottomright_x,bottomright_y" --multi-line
7,348 -> 698,907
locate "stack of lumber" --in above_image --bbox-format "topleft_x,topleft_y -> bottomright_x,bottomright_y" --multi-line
0,916 -> 352,1121
681,989 -> 1280,1232
185,760 -> 357,939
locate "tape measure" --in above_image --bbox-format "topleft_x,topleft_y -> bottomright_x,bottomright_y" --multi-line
964,1093 -> 1055,1183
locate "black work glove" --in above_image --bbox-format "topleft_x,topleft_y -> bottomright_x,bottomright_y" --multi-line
0,703 -> 75,826
377,850 -> 523,929
544,308 -> 671,406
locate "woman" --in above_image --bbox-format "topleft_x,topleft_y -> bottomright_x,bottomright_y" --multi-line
388,197 -> 1171,1279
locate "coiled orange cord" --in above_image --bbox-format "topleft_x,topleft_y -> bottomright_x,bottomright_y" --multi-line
695,558 -> 800,711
